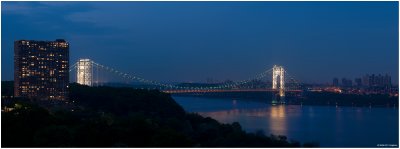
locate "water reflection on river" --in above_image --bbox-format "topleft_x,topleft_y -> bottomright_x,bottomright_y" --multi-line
173,96 -> 399,147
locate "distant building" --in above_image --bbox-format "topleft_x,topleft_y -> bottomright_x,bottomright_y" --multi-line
355,78 -> 362,87
348,79 -> 353,87
383,74 -> 392,87
362,74 -> 370,87
333,78 -> 339,87
14,39 -> 69,100
362,74 -> 391,87
341,78 -> 352,88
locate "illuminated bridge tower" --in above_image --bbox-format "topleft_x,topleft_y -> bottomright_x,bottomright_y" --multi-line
272,65 -> 285,104
77,59 -> 93,86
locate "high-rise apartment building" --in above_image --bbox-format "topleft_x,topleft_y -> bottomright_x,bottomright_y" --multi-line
341,78 -> 352,87
333,78 -> 339,87
354,78 -> 362,87
362,74 -> 392,87
14,39 -> 69,100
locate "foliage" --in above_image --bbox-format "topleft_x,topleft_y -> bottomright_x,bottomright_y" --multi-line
2,83 -> 311,147
1,81 -> 13,96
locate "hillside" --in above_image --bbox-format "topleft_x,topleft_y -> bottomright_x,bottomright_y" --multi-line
2,83 -> 316,147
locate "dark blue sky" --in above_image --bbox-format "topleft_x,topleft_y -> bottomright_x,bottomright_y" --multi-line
2,2 -> 398,84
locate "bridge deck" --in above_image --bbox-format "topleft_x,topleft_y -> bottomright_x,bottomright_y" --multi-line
163,89 -> 302,94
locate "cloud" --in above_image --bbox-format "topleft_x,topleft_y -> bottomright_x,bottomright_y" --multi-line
38,2 -> 77,7
2,2 -> 44,15
64,3 -> 135,28
2,2 -> 93,17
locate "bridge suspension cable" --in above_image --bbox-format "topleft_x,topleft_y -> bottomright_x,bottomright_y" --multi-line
69,59 -> 303,91
284,70 -> 302,89
87,61 -> 273,90
91,61 -> 176,89
69,62 -> 78,72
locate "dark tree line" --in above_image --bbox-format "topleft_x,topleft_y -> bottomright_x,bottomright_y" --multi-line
2,83 -> 317,147
1,81 -> 13,97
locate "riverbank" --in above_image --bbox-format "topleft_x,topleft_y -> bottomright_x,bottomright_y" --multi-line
172,91 -> 398,108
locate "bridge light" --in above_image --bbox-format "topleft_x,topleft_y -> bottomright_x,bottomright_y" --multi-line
272,65 -> 285,97
77,59 -> 93,86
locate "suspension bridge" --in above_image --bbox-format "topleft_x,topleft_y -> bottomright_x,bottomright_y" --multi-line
69,59 -> 303,103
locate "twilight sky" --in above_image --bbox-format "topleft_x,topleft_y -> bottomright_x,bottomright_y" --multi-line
1,1 -> 398,84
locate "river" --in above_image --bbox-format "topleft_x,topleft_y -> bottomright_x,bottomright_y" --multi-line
173,96 -> 399,147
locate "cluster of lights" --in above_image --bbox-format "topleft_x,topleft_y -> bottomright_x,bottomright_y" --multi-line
77,59 -> 93,86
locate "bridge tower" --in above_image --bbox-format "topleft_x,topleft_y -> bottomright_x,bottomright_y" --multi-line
272,65 -> 285,104
77,59 -> 93,86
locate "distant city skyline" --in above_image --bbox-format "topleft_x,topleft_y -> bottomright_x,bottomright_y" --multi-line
2,1 -> 398,84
